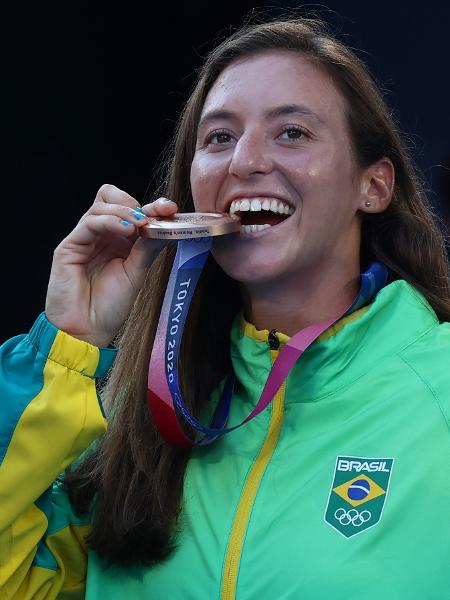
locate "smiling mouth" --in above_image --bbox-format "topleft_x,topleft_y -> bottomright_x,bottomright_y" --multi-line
229,198 -> 294,233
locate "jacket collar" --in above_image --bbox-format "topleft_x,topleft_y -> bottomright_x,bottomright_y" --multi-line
230,280 -> 438,404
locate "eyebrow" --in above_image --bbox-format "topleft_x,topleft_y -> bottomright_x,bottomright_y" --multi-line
197,103 -> 325,131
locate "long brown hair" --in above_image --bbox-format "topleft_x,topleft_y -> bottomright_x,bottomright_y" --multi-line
66,14 -> 450,566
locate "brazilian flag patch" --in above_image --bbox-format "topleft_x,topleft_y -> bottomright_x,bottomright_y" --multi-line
324,456 -> 394,538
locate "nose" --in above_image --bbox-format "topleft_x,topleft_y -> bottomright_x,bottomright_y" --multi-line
228,131 -> 273,178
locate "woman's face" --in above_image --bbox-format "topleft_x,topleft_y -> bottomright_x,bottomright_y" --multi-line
190,51 -> 365,287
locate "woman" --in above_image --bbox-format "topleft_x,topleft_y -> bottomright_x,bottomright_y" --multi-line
2,15 -> 450,600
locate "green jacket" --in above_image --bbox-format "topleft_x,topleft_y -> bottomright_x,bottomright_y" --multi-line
1,280 -> 450,599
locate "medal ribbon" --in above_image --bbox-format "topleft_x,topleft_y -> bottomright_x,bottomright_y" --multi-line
148,239 -> 388,447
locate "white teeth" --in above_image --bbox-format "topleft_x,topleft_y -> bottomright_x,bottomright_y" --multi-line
231,197 -> 294,216
240,224 -> 271,234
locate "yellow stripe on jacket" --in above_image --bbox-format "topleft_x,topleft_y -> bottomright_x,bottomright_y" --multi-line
0,319 -> 110,599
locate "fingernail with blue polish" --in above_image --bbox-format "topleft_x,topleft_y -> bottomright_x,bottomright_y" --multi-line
133,208 -> 145,220
121,219 -> 131,227
135,207 -> 146,215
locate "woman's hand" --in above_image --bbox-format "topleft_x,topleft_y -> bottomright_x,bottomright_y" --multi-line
45,184 -> 177,347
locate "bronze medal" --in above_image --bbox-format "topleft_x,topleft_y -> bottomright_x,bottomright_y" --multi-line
140,212 -> 241,240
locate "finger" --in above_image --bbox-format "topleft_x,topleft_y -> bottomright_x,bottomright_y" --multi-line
61,214 -> 140,248
141,197 -> 178,217
87,202 -> 149,228
94,183 -> 141,209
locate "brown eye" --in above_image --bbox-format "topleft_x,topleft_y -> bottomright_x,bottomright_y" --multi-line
279,125 -> 308,140
206,129 -> 233,145
215,132 -> 232,143
287,128 -> 303,139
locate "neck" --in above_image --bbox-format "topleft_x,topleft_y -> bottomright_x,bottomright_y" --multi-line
241,260 -> 361,336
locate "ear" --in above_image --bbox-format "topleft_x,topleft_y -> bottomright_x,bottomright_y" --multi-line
359,157 -> 395,214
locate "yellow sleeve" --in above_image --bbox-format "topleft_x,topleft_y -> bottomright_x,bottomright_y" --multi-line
0,314 -> 115,599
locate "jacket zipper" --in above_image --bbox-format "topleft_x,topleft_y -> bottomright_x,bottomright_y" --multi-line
220,332 -> 285,600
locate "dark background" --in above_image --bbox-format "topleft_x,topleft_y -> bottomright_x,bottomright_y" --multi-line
4,2 -> 450,342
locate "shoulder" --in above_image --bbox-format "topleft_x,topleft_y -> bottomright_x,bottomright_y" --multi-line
398,319 -> 450,423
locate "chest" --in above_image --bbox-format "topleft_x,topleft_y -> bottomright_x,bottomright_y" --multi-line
87,377 -> 450,599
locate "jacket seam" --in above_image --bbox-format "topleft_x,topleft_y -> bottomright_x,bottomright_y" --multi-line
64,382 -> 104,481
407,284 -> 438,318
398,354 -> 450,436
308,325 -> 438,402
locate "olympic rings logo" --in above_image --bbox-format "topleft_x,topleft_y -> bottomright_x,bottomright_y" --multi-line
334,508 -> 372,527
